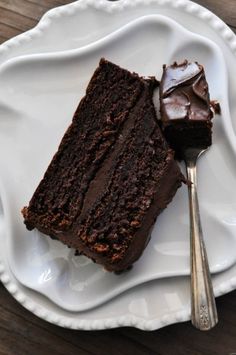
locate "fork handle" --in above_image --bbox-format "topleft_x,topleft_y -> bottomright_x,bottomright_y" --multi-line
186,161 -> 218,330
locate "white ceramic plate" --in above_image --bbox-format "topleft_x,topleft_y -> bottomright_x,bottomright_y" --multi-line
0,0 -> 236,330
0,12 -> 234,312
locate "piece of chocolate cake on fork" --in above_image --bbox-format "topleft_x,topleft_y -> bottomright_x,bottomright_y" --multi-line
159,60 -> 215,159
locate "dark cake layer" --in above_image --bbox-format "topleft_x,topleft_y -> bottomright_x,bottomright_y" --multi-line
159,60 -> 213,158
22,58 -> 183,272
23,59 -> 145,233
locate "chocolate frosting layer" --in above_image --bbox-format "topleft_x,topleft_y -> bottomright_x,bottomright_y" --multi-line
160,60 -> 213,125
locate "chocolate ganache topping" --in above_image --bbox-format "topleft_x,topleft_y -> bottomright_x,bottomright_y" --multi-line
160,60 -> 213,125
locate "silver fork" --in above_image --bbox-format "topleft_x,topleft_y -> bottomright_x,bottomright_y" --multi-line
183,147 -> 218,331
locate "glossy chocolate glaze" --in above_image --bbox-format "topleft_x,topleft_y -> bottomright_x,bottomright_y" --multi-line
160,60 -> 213,126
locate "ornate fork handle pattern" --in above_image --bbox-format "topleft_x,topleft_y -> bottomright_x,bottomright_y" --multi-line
199,304 -> 210,328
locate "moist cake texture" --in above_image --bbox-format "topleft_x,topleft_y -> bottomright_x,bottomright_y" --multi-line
22,58 -> 183,272
159,60 -> 213,158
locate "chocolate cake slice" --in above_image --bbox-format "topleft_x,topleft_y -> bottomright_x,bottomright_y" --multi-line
22,58 -> 183,272
159,61 -> 214,158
